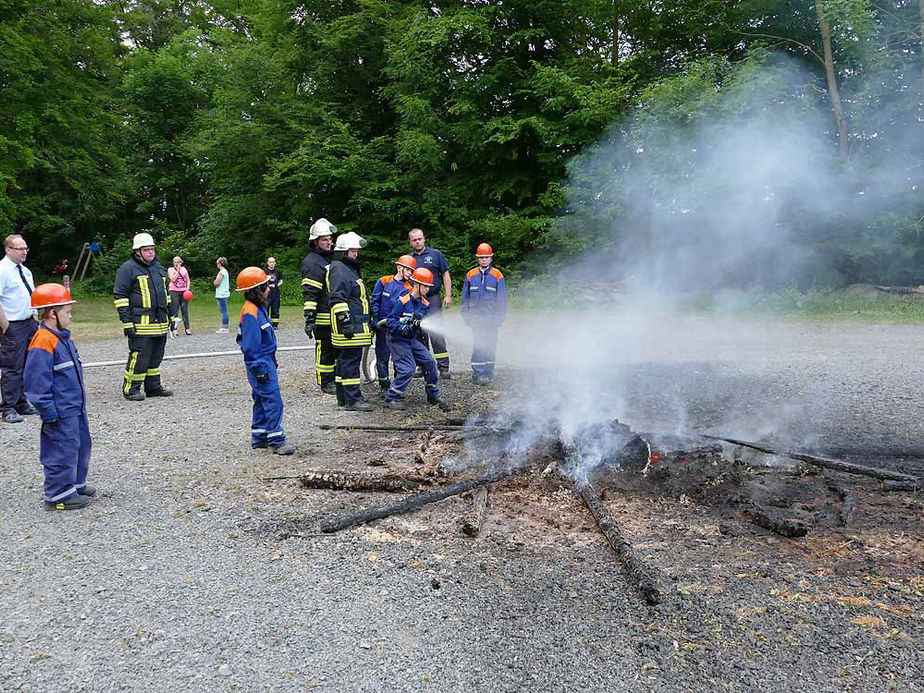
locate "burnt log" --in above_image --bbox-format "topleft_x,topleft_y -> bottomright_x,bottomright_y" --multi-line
320,462 -> 532,534
319,423 -> 466,432
703,435 -> 916,483
879,480 -> 921,492
459,486 -> 490,537
741,501 -> 809,538
578,485 -> 662,605
262,470 -> 428,491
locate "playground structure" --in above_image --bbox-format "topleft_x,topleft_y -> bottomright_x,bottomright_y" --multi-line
71,241 -> 101,283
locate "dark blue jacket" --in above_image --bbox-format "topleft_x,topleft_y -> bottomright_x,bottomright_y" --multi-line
461,265 -> 507,325
24,324 -> 87,422
410,247 -> 449,296
386,290 -> 431,341
236,301 -> 277,376
370,274 -> 411,322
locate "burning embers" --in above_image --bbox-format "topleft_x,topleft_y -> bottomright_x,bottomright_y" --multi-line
283,417 -> 921,606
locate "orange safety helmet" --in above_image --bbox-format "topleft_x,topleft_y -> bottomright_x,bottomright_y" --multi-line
475,243 -> 494,257
31,283 -> 75,311
410,268 -> 434,287
235,266 -> 269,291
396,254 -> 416,271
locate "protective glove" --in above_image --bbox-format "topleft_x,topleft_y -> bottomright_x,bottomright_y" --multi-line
410,317 -> 422,333
337,312 -> 354,339
304,321 -> 315,339
43,418 -> 58,426
255,372 -> 269,384
123,324 -> 136,338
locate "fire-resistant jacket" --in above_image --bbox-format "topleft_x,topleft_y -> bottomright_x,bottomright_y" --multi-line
386,290 -> 430,341
236,301 -> 277,376
327,256 -> 372,348
301,249 -> 332,326
113,254 -> 171,336
461,265 -> 507,325
24,324 -> 87,422
370,275 -> 412,323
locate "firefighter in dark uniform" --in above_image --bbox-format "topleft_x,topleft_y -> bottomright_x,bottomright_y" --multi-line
264,256 -> 283,329
301,218 -> 337,394
327,231 -> 373,411
113,232 -> 173,401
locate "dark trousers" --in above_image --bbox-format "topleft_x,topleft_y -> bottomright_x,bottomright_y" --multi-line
0,318 -> 38,413
416,301 -> 449,370
123,334 -> 167,395
386,335 -> 439,402
169,290 -> 190,330
246,363 -> 286,447
41,412 -> 91,502
334,347 -> 363,405
268,291 -> 280,328
314,325 -> 336,388
374,330 -> 392,388
471,323 -> 499,378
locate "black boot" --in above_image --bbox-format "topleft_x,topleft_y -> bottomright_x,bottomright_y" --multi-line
335,382 -> 346,408
321,381 -> 337,395
124,385 -> 145,401
44,495 -> 91,511
427,397 -> 451,412
146,387 -> 174,397
76,485 -> 97,497
346,400 -> 374,412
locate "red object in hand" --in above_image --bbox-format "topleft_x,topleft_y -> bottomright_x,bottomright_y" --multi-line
182,290 -> 194,302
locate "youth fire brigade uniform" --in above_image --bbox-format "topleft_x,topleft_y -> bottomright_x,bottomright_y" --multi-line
24,313 -> 92,508
237,300 -> 288,450
327,251 -> 372,407
410,245 -> 451,372
384,288 -> 440,404
302,234 -> 336,391
370,269 -> 413,391
265,266 -> 283,328
113,239 -> 172,398
461,253 -> 507,383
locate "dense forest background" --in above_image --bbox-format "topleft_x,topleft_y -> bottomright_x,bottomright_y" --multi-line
4,0 -> 924,289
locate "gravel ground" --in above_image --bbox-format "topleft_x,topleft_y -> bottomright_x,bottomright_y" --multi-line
1,315 -> 922,692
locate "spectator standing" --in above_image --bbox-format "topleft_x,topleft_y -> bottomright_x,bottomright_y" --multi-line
0,234 -> 39,423
167,256 -> 192,337
264,257 -> 283,329
213,257 -> 230,333
408,228 -> 452,377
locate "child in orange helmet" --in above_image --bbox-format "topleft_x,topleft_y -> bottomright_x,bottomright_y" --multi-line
23,284 -> 95,510
370,255 -> 416,394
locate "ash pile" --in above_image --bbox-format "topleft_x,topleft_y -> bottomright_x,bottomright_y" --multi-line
287,415 -> 921,606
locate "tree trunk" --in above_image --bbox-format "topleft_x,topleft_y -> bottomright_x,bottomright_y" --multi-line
815,0 -> 850,160
612,1 -> 620,68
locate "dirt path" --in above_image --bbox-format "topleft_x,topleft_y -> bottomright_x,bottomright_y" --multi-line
1,318 -> 921,691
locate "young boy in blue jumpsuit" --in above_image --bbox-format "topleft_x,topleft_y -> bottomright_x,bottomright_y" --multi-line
461,243 -> 507,385
384,268 -> 450,412
370,254 -> 415,394
23,283 -> 95,511
235,267 -> 295,455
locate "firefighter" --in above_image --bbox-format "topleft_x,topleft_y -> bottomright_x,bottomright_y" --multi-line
370,254 -> 416,394
113,232 -> 173,400
327,231 -> 374,411
461,243 -> 507,386
383,268 -> 450,412
301,218 -> 337,394
236,267 -> 295,455
23,284 -> 94,510
264,256 -> 283,329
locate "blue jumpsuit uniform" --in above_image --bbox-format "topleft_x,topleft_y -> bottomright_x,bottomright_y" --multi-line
237,301 -> 288,448
370,274 -> 411,390
23,325 -> 92,504
410,246 -> 451,371
384,291 -> 440,403
461,265 -> 507,380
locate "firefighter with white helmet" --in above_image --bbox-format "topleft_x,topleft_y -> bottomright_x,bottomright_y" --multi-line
326,231 -> 374,411
113,232 -> 173,400
23,284 -> 95,510
301,218 -> 338,394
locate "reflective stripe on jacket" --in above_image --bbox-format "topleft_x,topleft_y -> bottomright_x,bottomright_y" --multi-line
113,255 -> 171,335
24,324 -> 87,421
301,249 -> 332,325
461,266 -> 506,324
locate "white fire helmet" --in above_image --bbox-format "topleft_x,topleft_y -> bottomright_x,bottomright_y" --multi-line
132,232 -> 156,250
334,231 -> 367,252
309,218 -> 337,241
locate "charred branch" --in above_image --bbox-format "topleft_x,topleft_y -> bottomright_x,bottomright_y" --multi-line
740,501 -> 809,538
827,482 -> 855,527
578,484 -> 662,605
320,462 -> 533,534
319,423 -> 467,432
459,486 -> 490,537
703,435 -> 917,483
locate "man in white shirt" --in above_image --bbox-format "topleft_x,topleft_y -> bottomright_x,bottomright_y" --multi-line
0,234 -> 39,423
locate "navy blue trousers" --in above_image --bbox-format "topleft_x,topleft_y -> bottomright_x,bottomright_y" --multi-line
41,412 -> 91,503
374,331 -> 392,389
335,347 -> 364,404
246,363 -> 286,447
386,335 -> 439,402
0,318 -> 38,413
470,324 -> 499,378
